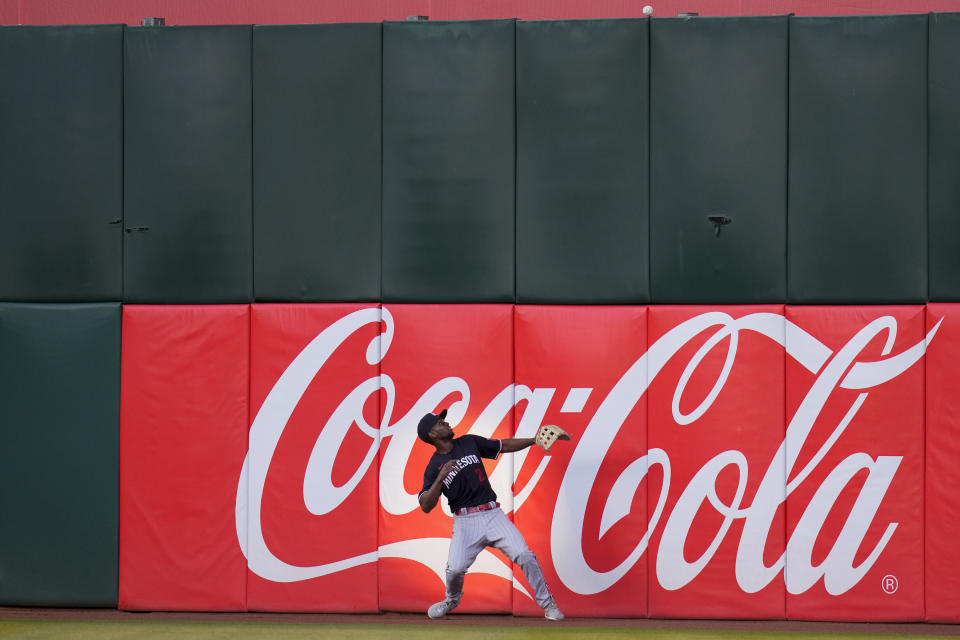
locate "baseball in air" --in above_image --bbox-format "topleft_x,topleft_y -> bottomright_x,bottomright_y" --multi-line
643,5 -> 653,15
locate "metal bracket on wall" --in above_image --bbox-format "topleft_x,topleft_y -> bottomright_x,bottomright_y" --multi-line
708,215 -> 732,237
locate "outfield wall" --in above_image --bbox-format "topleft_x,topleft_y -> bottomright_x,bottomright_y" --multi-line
1,15 -> 960,621
4,302 -> 960,620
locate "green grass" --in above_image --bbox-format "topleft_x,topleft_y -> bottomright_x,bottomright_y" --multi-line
0,620 -> 954,640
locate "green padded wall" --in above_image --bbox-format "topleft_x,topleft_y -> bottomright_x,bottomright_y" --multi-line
253,24 -> 381,302
788,15 -> 927,303
516,19 -> 649,304
929,13 -> 960,301
381,20 -> 515,302
650,16 -> 787,303
0,303 -> 120,605
0,26 -> 122,301
123,26 -> 253,303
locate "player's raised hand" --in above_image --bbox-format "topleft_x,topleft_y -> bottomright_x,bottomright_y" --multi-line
438,460 -> 458,480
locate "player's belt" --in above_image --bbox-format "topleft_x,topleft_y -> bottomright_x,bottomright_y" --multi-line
454,501 -> 499,516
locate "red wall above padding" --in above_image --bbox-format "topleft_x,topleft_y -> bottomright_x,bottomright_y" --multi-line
3,0 -> 955,25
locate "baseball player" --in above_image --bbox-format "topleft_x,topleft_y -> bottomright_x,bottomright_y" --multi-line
417,409 -> 568,621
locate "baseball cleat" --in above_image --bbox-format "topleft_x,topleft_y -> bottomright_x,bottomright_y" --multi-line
544,602 -> 565,621
427,597 -> 460,619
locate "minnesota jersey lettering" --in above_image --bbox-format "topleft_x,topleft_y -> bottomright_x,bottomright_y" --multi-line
441,454 -> 481,488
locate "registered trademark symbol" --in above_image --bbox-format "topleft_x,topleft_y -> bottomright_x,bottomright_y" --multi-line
882,575 -> 898,594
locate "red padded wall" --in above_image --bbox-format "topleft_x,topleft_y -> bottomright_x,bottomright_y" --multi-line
119,305 -> 249,611
925,303 -> 960,622
646,306 -> 786,619
113,304 -> 950,618
784,307 -> 925,621
513,305 -> 648,617
245,304 -> 381,612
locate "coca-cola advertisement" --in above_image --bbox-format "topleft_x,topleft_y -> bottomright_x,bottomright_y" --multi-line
646,305 -> 786,619
118,303 -> 950,620
245,304 -> 381,612
784,306 -> 924,621
514,305 -> 648,617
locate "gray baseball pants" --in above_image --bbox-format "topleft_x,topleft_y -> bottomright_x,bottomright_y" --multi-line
444,506 -> 554,609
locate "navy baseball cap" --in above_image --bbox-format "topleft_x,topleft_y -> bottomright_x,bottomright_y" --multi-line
417,409 -> 447,443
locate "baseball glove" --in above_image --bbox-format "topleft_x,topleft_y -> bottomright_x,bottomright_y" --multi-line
535,424 -> 571,452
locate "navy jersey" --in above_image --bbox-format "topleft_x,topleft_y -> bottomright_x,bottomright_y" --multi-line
419,435 -> 502,511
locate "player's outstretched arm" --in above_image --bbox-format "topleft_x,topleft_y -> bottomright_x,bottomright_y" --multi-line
500,438 -> 536,453
419,460 -> 457,513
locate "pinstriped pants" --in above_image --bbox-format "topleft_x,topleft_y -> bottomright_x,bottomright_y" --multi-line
445,506 -> 554,609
